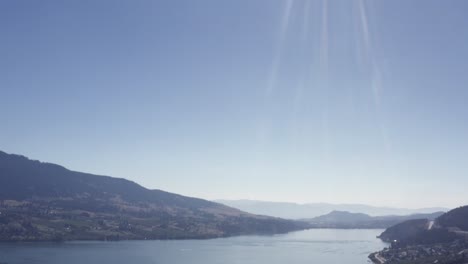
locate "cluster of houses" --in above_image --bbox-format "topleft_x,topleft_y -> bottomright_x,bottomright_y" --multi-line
370,239 -> 468,264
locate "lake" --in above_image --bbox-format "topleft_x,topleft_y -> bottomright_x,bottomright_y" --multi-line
0,229 -> 387,264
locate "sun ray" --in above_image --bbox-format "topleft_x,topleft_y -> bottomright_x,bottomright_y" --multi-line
266,0 -> 294,96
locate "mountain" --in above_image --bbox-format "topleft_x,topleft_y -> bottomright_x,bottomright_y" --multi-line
437,205 -> 468,232
216,199 -> 449,219
303,211 -> 444,229
0,151 -> 308,241
378,219 -> 434,243
369,207 -> 468,263
378,206 -> 468,245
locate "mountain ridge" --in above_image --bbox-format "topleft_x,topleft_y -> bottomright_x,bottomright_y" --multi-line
369,206 -> 468,263
378,206 -> 468,245
216,199 -> 449,219
0,150 -> 308,241
303,210 -> 444,229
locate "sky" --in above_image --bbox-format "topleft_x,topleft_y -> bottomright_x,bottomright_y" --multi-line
1,0 -> 468,209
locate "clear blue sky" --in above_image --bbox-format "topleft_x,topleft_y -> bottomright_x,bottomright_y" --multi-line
1,0 -> 468,208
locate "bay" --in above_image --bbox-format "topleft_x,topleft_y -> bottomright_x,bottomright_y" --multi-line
0,229 -> 387,264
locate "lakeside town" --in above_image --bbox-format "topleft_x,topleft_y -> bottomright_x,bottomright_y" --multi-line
370,239 -> 468,264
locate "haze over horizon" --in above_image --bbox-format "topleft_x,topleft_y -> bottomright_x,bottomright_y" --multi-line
2,0 -> 468,209
0,149 -> 458,211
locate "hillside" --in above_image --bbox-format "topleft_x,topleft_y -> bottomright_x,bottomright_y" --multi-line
0,151 -> 308,241
369,207 -> 468,263
304,211 -> 444,229
378,219 -> 431,243
377,206 -> 468,246
437,206 -> 468,232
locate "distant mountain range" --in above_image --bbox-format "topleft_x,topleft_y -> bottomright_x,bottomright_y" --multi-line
216,199 -> 449,219
303,210 -> 444,229
0,151 -> 308,241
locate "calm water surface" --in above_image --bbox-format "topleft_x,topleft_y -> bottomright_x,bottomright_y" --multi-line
0,229 -> 387,264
